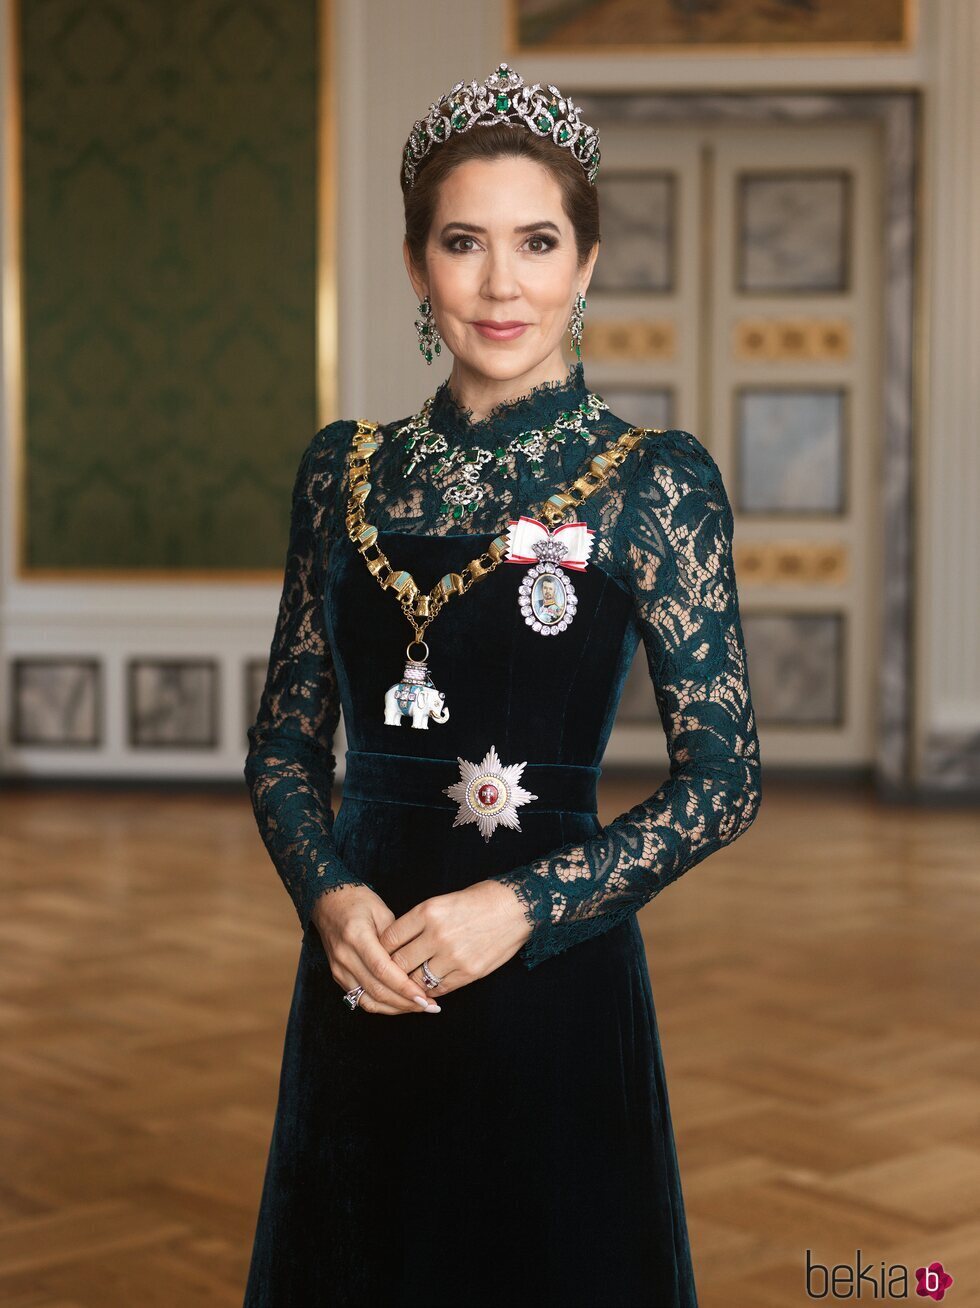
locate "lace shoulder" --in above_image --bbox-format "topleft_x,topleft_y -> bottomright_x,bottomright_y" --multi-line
296,417 -> 359,520
609,426 -> 734,596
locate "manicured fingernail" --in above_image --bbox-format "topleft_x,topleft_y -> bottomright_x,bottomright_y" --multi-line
424,1003 -> 442,1013
413,996 -> 429,1008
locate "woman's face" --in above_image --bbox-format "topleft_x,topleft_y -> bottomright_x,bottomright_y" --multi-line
404,156 -> 598,388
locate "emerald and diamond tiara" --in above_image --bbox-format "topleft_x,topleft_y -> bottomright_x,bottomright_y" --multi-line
401,62 -> 601,192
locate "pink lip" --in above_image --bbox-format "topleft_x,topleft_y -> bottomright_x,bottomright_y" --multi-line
472,321 -> 529,341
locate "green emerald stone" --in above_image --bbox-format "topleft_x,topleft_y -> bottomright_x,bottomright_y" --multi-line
452,505 -> 463,520
558,126 -> 569,142
494,447 -> 506,458
495,93 -> 510,112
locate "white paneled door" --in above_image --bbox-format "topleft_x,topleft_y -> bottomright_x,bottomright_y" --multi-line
591,119 -> 884,768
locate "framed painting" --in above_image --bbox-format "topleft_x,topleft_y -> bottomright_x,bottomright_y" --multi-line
508,0 -> 916,53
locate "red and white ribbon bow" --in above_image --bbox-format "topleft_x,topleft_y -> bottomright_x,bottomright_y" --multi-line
503,517 -> 595,571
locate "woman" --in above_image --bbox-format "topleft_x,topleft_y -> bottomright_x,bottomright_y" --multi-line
242,64 -> 761,1307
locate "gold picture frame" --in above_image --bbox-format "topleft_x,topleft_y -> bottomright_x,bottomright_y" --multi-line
507,0 -> 917,56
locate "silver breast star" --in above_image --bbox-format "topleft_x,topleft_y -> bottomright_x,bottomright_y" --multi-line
442,744 -> 539,841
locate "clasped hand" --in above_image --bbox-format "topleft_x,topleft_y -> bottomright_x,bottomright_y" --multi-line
312,880 -> 533,1016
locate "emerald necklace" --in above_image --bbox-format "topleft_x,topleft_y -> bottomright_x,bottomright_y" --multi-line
392,385 -> 610,523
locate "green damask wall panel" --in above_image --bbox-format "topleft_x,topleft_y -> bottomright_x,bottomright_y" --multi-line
20,0 -> 319,571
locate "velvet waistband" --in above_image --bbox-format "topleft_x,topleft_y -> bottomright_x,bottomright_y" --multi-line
341,748 -> 600,814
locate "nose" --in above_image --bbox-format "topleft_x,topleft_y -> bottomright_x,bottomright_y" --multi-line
481,248 -> 521,300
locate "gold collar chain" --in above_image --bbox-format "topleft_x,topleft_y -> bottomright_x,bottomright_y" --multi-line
345,419 -> 655,649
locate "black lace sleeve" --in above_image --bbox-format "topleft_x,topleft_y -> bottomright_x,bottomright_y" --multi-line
244,420 -> 376,928
490,430 -> 763,970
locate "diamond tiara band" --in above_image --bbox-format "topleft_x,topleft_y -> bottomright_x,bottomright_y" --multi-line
402,62 -> 601,191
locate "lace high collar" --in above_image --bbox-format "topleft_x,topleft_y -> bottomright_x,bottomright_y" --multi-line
427,360 -> 591,449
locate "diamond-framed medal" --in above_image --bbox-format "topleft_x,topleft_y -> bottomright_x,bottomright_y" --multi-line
518,563 -> 578,635
504,515 -> 594,637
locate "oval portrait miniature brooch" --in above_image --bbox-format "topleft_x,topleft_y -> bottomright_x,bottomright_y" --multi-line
503,516 -> 595,636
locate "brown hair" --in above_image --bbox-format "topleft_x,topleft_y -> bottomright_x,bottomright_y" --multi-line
402,122 -> 600,279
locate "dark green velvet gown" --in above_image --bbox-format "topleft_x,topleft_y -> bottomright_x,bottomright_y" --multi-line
242,362 -> 762,1306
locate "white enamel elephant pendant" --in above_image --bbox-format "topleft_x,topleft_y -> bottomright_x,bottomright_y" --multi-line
383,657 -> 450,729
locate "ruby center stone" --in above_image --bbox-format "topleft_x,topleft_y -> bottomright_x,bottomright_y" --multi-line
477,782 -> 499,807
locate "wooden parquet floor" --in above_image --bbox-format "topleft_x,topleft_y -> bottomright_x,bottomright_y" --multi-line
0,778 -> 977,1306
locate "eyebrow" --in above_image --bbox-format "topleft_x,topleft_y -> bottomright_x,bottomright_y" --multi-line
439,221 -> 561,236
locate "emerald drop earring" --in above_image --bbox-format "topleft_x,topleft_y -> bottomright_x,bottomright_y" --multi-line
568,291 -> 586,359
415,294 -> 442,365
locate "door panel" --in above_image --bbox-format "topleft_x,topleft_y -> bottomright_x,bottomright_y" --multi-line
591,120 -> 883,768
